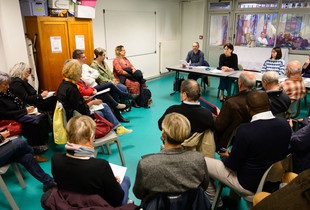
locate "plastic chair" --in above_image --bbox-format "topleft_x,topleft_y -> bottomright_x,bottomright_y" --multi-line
60,103 -> 126,166
0,163 -> 27,210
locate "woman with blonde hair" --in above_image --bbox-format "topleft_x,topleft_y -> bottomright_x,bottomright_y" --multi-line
52,115 -> 131,207
133,112 -> 209,204
9,62 -> 56,112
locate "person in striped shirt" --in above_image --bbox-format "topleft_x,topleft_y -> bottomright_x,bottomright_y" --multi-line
261,47 -> 285,75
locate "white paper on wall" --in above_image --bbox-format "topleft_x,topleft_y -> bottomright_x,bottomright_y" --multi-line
75,35 -> 85,50
50,36 -> 62,53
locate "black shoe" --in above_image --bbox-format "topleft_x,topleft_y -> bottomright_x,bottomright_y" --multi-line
117,115 -> 130,123
222,195 -> 239,210
131,100 -> 141,108
43,180 -> 57,192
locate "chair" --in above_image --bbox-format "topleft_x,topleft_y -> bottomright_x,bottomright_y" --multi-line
285,99 -> 301,119
58,102 -> 126,166
0,163 -> 27,210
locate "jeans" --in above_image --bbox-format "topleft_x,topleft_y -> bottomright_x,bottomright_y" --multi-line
94,82 -> 128,102
95,103 -> 120,129
218,77 -> 229,91
0,138 -> 53,184
120,176 -> 131,205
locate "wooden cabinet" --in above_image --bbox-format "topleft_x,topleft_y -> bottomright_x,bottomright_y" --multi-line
24,16 -> 94,91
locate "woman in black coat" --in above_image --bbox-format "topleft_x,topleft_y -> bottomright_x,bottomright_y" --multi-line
9,62 -> 56,112
0,71 -> 50,161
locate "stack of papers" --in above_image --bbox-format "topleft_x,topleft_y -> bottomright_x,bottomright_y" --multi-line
28,107 -> 39,115
43,91 -> 55,100
109,163 -> 127,183
90,104 -> 104,112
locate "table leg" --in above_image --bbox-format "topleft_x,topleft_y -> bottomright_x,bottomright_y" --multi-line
170,71 -> 180,95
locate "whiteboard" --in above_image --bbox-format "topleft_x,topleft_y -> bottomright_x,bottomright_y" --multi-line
103,10 -> 156,59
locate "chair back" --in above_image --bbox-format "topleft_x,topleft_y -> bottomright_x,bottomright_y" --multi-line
238,64 -> 243,71
142,187 -> 211,210
285,100 -> 301,119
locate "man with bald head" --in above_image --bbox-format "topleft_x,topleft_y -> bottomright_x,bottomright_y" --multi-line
158,79 -> 214,135
214,71 -> 256,150
206,90 -> 291,205
262,71 -> 291,115
279,60 -> 306,102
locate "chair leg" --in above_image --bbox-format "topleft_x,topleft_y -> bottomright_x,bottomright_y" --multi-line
0,176 -> 19,210
100,145 -> 106,154
212,183 -> 224,210
217,89 -> 220,98
94,147 -> 99,157
106,143 -> 112,155
11,163 -> 26,189
115,139 -> 126,166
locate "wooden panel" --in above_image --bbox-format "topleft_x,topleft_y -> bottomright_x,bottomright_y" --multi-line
67,18 -> 94,65
39,21 -> 70,91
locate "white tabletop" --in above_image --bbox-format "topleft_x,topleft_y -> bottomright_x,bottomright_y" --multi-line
234,46 -> 289,71
166,65 -> 236,77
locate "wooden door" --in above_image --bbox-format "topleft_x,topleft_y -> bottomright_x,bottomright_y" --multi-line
39,21 -> 70,91
67,19 -> 94,65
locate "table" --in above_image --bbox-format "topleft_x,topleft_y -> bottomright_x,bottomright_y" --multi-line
234,46 -> 289,71
166,65 -> 237,95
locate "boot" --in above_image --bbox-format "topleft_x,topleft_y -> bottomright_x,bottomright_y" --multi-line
114,111 -> 130,123
131,100 -> 141,108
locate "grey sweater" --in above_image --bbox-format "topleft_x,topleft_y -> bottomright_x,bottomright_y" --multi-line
133,148 -> 209,202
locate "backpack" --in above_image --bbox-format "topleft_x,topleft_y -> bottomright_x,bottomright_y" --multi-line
173,76 -> 184,92
136,87 -> 152,108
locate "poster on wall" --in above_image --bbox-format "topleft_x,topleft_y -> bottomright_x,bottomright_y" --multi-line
50,36 -> 62,53
75,35 -> 85,50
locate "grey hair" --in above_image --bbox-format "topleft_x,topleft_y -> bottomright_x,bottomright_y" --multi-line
9,62 -> 30,79
262,71 -> 279,85
286,61 -> 302,74
64,59 -> 75,66
239,72 -> 256,89
0,72 -> 11,84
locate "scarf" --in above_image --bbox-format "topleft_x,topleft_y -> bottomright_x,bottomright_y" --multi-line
63,77 -> 80,89
65,142 -> 95,158
0,90 -> 24,109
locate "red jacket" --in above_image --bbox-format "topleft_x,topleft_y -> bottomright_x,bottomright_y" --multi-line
77,80 -> 95,97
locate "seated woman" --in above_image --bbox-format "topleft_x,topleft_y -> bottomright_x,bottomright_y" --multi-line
218,43 -> 239,101
133,112 -> 209,203
0,132 -> 56,191
113,45 -> 147,107
302,54 -> 310,78
52,115 -> 130,207
9,62 -> 56,112
261,47 -> 285,75
57,60 -> 132,135
0,72 -> 50,161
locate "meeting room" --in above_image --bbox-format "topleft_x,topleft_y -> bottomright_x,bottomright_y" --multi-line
0,0 -> 310,209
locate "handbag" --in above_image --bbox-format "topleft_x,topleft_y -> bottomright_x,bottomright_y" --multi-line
53,101 -> 68,144
94,112 -> 113,139
0,120 -> 22,136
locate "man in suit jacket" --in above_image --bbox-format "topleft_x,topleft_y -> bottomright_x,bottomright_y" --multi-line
206,90 -> 291,207
214,71 -> 256,150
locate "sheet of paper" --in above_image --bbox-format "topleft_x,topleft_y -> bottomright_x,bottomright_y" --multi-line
28,107 -> 39,115
50,36 -> 62,53
210,69 -> 222,74
75,35 -> 85,50
109,163 -> 127,183
88,88 -> 110,100
43,91 -> 55,100
180,60 -> 189,67
89,104 -> 104,112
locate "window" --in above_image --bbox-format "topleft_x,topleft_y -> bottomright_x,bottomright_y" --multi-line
276,13 -> 310,50
209,15 -> 228,46
281,1 -> 310,8
235,14 -> 278,47
238,1 -> 278,8
210,3 -> 231,9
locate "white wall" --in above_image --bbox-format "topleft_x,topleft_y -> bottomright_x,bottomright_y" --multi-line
180,1 -> 204,59
0,0 -> 28,73
93,0 -> 181,78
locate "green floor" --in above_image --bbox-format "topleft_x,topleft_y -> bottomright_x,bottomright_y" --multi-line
1,74 -> 309,209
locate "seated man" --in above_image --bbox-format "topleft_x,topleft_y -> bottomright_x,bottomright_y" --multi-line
134,113 -> 209,204
279,60 -> 306,103
214,71 -> 256,150
206,90 -> 291,205
262,71 -> 291,115
183,42 -> 209,84
289,118 -> 310,174
158,79 -> 214,136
